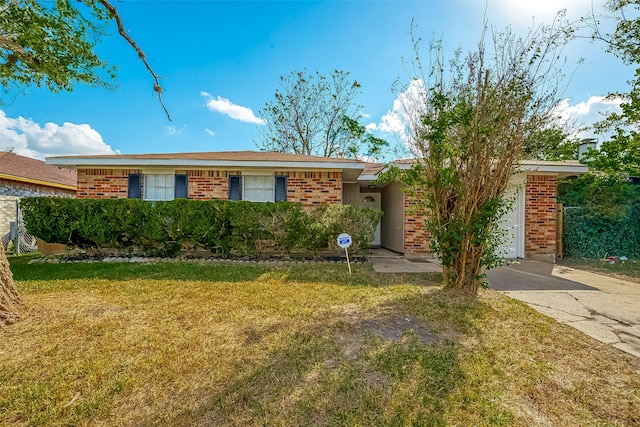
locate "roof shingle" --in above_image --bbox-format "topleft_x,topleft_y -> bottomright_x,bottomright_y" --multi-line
0,152 -> 77,188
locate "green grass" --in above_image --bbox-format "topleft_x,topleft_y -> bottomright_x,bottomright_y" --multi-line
2,255 -> 639,426
558,257 -> 640,283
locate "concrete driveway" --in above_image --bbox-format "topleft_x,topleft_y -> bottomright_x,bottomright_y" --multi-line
486,260 -> 640,358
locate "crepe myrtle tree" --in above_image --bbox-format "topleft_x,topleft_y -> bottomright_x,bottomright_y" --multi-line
0,0 -> 165,326
258,69 -> 387,159
388,16 -> 575,294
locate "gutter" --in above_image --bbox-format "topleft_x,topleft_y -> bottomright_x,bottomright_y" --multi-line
0,173 -> 76,191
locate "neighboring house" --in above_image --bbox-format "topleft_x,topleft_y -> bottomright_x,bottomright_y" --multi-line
0,151 -> 77,253
0,151 -> 77,198
46,151 -> 587,261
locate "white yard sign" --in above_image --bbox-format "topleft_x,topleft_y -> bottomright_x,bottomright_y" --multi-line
337,233 -> 353,274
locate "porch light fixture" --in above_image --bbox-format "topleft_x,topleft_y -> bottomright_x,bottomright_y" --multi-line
368,184 -> 376,189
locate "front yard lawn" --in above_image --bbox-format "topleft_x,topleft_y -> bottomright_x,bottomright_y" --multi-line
2,256 -> 639,426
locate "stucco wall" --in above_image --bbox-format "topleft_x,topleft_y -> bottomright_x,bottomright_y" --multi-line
381,182 -> 405,253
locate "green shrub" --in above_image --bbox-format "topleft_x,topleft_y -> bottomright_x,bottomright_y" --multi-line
559,172 -> 640,259
20,197 -> 382,257
563,205 -> 640,259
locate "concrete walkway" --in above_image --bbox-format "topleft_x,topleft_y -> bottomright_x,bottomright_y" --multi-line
369,249 -> 441,273
487,261 -> 640,359
369,250 -> 640,358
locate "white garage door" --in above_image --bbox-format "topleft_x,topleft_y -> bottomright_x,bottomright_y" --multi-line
497,187 -> 525,258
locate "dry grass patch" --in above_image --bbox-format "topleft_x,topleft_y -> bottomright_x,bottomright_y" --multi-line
558,258 -> 640,284
1,258 -> 639,426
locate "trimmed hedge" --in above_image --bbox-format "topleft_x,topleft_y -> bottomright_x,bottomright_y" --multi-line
563,205 -> 640,259
20,197 -> 382,257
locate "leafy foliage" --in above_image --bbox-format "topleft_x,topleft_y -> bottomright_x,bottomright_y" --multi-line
20,198 -> 382,257
558,172 -> 640,258
0,0 -> 116,94
258,70 -> 387,159
558,172 -> 640,220
394,17 -> 573,293
586,0 -> 640,175
563,205 -> 640,258
524,128 -> 580,161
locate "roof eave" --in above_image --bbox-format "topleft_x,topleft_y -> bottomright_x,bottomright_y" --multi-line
0,173 -> 76,191
46,157 -> 365,171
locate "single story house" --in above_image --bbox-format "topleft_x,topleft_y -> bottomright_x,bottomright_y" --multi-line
46,151 -> 587,261
0,151 -> 77,253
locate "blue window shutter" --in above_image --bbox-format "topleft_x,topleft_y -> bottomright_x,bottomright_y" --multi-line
275,176 -> 287,202
229,175 -> 242,200
175,174 -> 188,199
128,174 -> 141,199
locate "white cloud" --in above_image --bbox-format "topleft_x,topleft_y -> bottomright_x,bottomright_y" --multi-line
0,110 -> 116,160
553,96 -> 624,142
204,128 -> 215,137
201,92 -> 265,125
167,125 -> 181,135
369,82 -> 623,155
366,79 -> 427,145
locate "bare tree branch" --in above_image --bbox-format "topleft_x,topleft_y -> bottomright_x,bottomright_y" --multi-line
96,0 -> 172,121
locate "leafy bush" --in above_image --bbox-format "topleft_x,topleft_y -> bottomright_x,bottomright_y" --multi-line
559,172 -> 640,259
562,206 -> 640,259
20,197 -> 382,257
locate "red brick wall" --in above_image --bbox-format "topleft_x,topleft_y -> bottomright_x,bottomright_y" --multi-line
77,169 -> 140,199
403,192 -> 431,254
525,175 -> 557,259
77,169 -> 342,206
275,171 -> 342,207
177,170 -> 240,200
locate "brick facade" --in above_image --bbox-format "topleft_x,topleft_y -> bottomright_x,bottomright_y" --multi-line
401,175 -> 559,259
0,179 -> 75,246
0,179 -> 75,198
77,169 -> 140,199
403,192 -> 431,255
524,174 -> 557,260
275,171 -> 342,207
179,170 -> 240,200
76,169 -> 343,207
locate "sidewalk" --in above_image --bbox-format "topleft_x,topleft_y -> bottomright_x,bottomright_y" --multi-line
368,249 -> 441,273
368,250 -> 640,359
488,262 -> 640,359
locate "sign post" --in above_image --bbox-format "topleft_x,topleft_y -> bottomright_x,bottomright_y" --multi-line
336,233 -> 353,274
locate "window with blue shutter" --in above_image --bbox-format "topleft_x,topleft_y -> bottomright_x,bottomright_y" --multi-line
229,175 -> 242,200
175,174 -> 188,199
128,174 -> 142,199
275,176 -> 287,202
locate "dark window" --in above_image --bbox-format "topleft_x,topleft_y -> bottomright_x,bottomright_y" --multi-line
275,176 -> 287,202
229,175 -> 242,200
128,174 -> 142,199
175,174 -> 188,199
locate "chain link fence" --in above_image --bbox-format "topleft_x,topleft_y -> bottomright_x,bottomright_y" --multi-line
0,199 -> 38,254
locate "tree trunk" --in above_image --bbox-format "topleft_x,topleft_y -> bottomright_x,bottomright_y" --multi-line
0,245 -> 25,327
442,242 -> 483,295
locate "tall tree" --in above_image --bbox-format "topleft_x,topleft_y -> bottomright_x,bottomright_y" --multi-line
589,0 -> 640,175
258,70 -> 386,159
0,0 -> 164,326
392,16 -> 574,294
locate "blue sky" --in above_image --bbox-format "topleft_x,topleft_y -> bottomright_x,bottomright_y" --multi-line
0,0 -> 633,160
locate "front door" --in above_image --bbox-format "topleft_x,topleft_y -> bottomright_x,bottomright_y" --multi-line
359,193 -> 381,246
